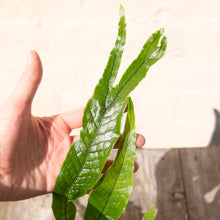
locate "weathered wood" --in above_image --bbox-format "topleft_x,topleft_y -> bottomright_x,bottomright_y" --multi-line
0,194 -> 54,220
1,147 -> 219,219
180,146 -> 220,220
120,149 -> 187,220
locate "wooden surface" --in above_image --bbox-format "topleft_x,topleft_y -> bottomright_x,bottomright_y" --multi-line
121,147 -> 220,220
1,147 -> 220,219
120,149 -> 188,220
180,147 -> 220,220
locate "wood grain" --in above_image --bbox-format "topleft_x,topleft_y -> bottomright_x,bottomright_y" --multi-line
120,149 -> 187,220
1,147 -> 220,219
180,147 -> 220,220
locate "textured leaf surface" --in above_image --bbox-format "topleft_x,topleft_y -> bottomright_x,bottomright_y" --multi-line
84,97 -> 136,220
53,4 -> 127,201
52,5 -> 167,219
52,193 -> 76,220
142,205 -> 157,220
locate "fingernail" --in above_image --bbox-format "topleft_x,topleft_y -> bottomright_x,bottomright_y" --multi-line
136,134 -> 145,148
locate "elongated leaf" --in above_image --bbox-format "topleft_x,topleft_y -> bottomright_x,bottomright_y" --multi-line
142,205 -> 157,220
109,28 -> 167,105
52,5 -> 167,219
84,97 -> 136,220
53,4 -> 127,201
52,193 -> 76,220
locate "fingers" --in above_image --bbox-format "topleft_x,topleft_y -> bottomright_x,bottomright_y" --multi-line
70,133 -> 144,174
102,159 -> 114,173
87,159 -> 139,194
69,135 -> 80,144
69,133 -> 143,174
60,107 -> 84,130
134,160 -> 139,173
135,133 -> 146,148
102,159 -> 139,174
70,132 -> 144,174
10,51 -> 43,112
114,133 -> 145,149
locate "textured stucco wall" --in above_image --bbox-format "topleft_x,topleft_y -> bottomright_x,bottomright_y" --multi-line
0,0 -> 220,218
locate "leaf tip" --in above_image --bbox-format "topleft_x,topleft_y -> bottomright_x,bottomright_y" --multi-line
156,28 -> 167,53
119,4 -> 125,17
158,28 -> 165,35
161,35 -> 167,50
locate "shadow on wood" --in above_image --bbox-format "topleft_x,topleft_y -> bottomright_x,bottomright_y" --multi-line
121,108 -> 220,220
120,146 -> 220,220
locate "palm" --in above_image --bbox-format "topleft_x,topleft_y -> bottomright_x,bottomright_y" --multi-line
0,51 -> 144,201
0,112 -> 74,196
0,51 -> 82,200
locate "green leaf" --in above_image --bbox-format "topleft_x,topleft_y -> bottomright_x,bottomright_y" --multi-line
52,5 -> 167,219
52,193 -> 76,220
84,97 -> 136,220
142,205 -> 157,220
53,4 -> 127,201
110,28 -> 167,104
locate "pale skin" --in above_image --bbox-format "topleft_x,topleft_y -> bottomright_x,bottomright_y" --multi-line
0,51 -> 145,201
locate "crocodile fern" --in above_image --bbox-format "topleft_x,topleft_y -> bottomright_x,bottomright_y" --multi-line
52,5 -> 167,219
84,97 -> 136,220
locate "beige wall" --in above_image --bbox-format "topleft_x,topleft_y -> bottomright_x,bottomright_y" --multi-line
0,1 -> 220,219
0,1 -> 219,148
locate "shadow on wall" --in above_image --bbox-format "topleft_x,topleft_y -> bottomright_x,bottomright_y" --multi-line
208,109 -> 220,147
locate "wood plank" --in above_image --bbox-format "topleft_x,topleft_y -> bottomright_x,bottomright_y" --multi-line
180,147 -> 220,220
0,149 -> 188,220
120,149 -> 187,220
0,194 -> 54,220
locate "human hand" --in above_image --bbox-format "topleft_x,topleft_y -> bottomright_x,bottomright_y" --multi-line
0,51 -> 145,201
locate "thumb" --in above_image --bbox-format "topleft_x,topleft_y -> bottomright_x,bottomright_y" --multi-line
11,50 -> 43,111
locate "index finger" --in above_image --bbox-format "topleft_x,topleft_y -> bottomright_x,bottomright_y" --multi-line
60,107 -> 84,130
